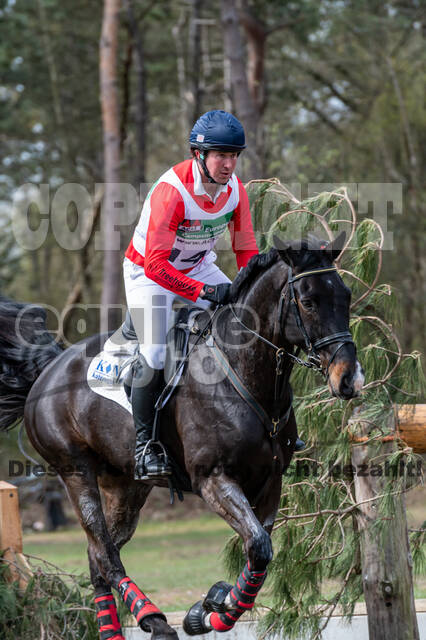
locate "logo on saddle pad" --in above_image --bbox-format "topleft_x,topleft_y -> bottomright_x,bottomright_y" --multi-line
93,358 -> 120,382
87,308 -> 200,417
87,332 -> 137,415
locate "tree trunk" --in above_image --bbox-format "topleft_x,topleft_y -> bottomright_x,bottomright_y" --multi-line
220,0 -> 261,181
351,409 -> 420,640
99,0 -> 123,333
188,0 -> 204,125
239,0 -> 266,116
124,0 -> 147,186
37,0 -> 67,153
172,9 -> 188,141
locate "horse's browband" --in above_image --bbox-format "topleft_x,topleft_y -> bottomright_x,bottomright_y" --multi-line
289,266 -> 337,283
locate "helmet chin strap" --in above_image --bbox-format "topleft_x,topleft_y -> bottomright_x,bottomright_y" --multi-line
198,151 -> 233,185
198,152 -> 220,184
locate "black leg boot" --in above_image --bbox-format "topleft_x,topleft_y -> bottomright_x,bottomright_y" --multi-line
131,358 -> 171,480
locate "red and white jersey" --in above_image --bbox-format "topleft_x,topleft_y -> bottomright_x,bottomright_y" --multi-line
125,159 -> 258,301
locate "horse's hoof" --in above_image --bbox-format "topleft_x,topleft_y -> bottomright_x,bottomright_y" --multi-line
142,613 -> 176,640
203,580 -> 233,613
183,601 -> 211,636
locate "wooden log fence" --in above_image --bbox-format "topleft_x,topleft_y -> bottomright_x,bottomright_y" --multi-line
0,481 -> 32,591
397,404 -> 426,453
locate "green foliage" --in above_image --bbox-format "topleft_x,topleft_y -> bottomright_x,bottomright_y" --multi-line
222,181 -> 425,639
350,221 -> 381,284
411,522 -> 426,578
222,535 -> 245,580
0,555 -> 130,640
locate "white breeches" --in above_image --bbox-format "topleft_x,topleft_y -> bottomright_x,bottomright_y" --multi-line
123,257 -> 231,369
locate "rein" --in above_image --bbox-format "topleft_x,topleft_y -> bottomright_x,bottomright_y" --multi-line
156,263 -> 354,443
224,264 -> 354,437
231,265 -> 354,377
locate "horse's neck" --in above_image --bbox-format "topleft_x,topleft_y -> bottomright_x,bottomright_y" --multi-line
239,262 -> 287,346
223,265 -> 292,407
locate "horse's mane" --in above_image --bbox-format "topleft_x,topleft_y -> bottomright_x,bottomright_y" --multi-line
228,236 -> 330,302
229,249 -> 280,301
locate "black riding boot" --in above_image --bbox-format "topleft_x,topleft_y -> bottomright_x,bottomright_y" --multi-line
131,358 -> 171,480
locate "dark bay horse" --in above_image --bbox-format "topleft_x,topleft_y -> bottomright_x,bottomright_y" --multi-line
0,235 -> 364,640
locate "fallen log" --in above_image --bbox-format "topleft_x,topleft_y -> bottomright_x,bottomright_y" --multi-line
397,404 -> 426,453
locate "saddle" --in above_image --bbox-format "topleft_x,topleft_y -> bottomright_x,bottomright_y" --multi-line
120,304 -> 297,496
122,304 -> 208,499
122,304 -> 206,394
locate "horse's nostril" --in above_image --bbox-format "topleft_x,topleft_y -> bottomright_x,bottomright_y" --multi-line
340,372 -> 354,397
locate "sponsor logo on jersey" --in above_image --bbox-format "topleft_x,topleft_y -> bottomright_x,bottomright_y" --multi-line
180,219 -> 202,231
177,211 -> 234,240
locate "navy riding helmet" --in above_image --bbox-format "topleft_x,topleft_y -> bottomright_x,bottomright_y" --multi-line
190,110 -> 245,183
190,110 -> 246,152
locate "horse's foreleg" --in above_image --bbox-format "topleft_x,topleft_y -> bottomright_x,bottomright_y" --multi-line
94,590 -> 125,640
202,473 -> 273,569
253,465 -> 284,534
62,466 -> 178,640
183,473 -> 273,635
89,477 -> 152,640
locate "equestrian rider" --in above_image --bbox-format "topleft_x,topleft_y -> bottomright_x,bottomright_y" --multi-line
124,110 -> 303,481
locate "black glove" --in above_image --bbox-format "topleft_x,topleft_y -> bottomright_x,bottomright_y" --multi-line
201,283 -> 231,305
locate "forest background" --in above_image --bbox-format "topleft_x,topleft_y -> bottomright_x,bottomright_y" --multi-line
0,0 -> 424,358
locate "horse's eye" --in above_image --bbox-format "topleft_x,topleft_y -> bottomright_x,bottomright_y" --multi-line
301,299 -> 314,310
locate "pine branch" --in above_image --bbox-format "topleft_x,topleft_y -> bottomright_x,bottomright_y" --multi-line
232,180 -> 426,639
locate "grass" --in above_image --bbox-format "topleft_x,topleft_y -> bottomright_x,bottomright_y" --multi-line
23,514 -> 233,611
23,513 -> 426,612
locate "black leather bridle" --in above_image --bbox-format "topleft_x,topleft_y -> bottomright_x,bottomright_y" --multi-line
283,265 -> 354,376
231,264 -> 354,379
228,264 -> 355,436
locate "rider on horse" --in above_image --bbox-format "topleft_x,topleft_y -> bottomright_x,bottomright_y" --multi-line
123,109 -> 303,481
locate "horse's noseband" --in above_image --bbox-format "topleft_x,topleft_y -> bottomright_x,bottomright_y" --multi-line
232,264 -> 354,379
285,266 -> 354,377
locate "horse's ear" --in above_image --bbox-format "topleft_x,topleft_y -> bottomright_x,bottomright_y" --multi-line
324,231 -> 346,262
273,235 -> 297,267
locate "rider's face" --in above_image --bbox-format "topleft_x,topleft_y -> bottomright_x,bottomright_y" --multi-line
201,150 -> 238,184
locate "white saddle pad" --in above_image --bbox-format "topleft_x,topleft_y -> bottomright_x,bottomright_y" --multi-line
87,327 -> 137,415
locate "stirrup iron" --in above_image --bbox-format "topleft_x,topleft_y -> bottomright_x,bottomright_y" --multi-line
135,438 -> 171,480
